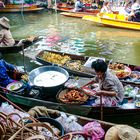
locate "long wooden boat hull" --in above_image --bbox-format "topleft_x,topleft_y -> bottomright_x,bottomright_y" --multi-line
54,4 -> 100,15
55,7 -> 74,12
42,108 -> 115,132
6,93 -> 140,125
83,14 -> 140,31
60,11 -> 98,18
4,68 -> 140,125
35,50 -> 140,86
0,38 -> 40,54
0,4 -> 44,13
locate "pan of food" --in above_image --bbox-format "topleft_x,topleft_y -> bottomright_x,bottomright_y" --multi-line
28,66 -> 69,97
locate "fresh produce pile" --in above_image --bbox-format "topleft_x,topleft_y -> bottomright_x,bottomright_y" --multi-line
65,60 -> 85,71
125,71 -> 140,83
135,101 -> 140,107
124,85 -> 139,98
41,52 -> 85,72
109,63 -> 125,70
109,63 -> 131,79
59,89 -> 88,104
41,52 -> 71,66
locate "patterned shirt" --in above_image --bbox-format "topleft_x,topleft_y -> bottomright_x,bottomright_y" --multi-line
0,60 -> 15,87
97,71 -> 124,102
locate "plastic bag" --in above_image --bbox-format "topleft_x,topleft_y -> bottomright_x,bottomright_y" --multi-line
83,121 -> 105,140
64,115 -> 83,133
56,113 -> 83,133
0,102 -> 29,123
55,112 -> 67,126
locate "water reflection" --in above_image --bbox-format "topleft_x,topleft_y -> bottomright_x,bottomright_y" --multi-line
1,12 -> 140,65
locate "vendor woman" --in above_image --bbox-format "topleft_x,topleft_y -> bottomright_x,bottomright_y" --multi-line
91,59 -> 124,106
0,17 -> 15,47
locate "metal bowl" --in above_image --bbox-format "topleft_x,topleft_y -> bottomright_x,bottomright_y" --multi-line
28,66 -> 69,97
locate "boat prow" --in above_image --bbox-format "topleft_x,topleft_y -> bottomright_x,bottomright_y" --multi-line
0,36 -> 41,54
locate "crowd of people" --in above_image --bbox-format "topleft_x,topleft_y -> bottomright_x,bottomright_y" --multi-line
72,0 -> 140,22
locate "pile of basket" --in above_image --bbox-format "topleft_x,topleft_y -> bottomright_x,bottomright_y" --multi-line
0,112 -> 57,140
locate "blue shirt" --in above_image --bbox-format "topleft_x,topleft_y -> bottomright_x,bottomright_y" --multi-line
0,60 -> 15,87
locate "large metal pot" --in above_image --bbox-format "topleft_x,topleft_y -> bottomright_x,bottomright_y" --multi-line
29,66 -> 69,98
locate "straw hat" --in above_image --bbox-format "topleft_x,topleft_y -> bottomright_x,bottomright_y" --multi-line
0,17 -> 10,29
105,125 -> 140,140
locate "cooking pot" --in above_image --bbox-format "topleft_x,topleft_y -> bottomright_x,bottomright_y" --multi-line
29,66 -> 69,98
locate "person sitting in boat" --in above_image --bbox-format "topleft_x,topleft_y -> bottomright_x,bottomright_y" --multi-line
0,0 -> 5,8
0,53 -> 18,88
128,0 -> 140,22
119,1 -> 132,16
91,59 -> 124,107
67,0 -> 74,6
100,1 -> 113,13
0,17 -> 15,47
74,0 -> 85,12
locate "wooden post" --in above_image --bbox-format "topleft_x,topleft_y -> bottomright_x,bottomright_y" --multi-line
100,95 -> 103,120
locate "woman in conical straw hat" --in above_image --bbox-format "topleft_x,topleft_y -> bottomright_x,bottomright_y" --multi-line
0,17 -> 15,47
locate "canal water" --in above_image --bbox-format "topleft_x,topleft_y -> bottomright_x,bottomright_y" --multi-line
1,11 -> 140,66
0,11 -> 140,127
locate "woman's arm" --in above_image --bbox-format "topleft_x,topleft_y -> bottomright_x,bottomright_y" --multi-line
96,90 -> 117,96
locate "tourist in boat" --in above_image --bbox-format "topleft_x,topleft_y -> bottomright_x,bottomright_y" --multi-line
0,53 -> 18,88
0,17 -> 15,47
0,0 -> 5,8
74,0 -> 85,12
119,1 -> 132,16
67,0 -> 74,6
91,59 -> 124,106
128,0 -> 140,22
100,1 -> 113,13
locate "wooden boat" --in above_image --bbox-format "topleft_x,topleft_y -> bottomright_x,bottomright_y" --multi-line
35,50 -> 140,86
0,95 -> 121,139
36,108 -> 116,132
36,50 -> 94,78
3,70 -> 140,125
6,92 -> 140,125
53,2 -> 74,12
55,2 -> 100,15
0,36 -> 40,54
82,13 -> 140,31
0,4 -> 44,13
60,11 -> 99,18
